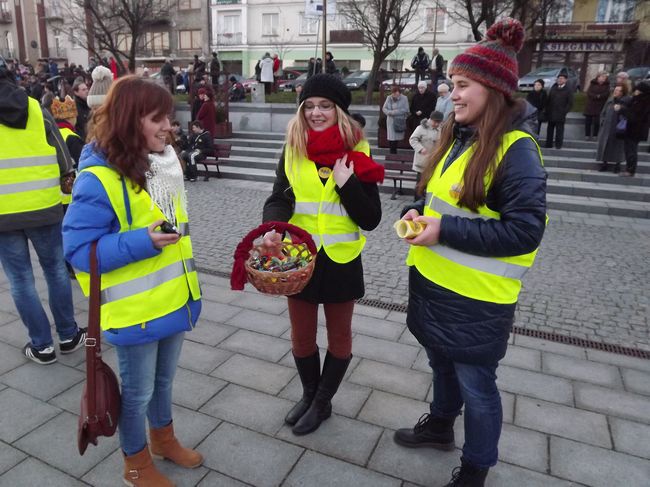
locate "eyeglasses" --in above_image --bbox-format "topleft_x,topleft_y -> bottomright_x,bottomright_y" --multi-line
303,101 -> 335,112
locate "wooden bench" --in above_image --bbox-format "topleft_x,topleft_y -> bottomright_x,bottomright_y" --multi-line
383,153 -> 417,199
201,143 -> 232,181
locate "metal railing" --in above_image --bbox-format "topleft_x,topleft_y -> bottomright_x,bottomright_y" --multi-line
216,33 -> 242,45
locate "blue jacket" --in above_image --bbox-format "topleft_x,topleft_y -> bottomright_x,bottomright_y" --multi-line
402,102 -> 546,365
62,143 -> 201,346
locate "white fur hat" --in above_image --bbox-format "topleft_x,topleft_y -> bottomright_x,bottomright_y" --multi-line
87,66 -> 113,108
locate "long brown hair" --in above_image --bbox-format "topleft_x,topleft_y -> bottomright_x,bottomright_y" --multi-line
88,76 -> 174,189
417,89 -> 525,211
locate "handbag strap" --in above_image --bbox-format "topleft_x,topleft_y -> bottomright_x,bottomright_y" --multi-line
86,241 -> 102,420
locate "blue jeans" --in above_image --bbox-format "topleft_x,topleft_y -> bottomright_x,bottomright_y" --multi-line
0,222 -> 78,349
116,331 -> 185,456
425,347 -> 502,469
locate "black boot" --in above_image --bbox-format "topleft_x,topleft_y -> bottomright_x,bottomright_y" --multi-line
292,352 -> 351,435
613,162 -> 621,174
285,351 -> 320,426
444,457 -> 489,487
393,413 -> 456,450
598,162 -> 608,172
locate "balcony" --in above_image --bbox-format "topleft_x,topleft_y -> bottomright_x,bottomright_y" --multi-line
137,48 -> 172,59
330,30 -> 364,43
48,46 -> 67,59
0,10 -> 12,23
214,0 -> 241,4
532,21 -> 639,40
216,33 -> 242,45
43,6 -> 64,22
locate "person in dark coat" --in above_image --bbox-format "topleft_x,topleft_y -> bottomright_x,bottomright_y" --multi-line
72,79 -> 90,141
409,80 -> 437,131
596,84 -> 630,173
180,120 -> 214,182
583,71 -> 610,140
430,48 -> 444,86
259,74 -> 383,437
307,57 -> 317,78
620,81 -> 650,176
394,20 -> 546,487
192,55 -> 206,81
195,87 -> 217,138
324,52 -> 337,76
545,70 -> 574,149
160,58 -> 176,95
209,52 -> 221,86
525,79 -> 547,135
411,47 -> 431,85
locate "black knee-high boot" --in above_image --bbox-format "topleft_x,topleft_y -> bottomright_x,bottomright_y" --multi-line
292,352 -> 351,435
285,351 -> 320,426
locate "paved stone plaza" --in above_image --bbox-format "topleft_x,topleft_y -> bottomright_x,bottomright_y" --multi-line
0,178 -> 648,486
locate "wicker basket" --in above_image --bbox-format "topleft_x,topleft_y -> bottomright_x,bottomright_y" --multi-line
232,221 -> 318,296
245,241 -> 316,295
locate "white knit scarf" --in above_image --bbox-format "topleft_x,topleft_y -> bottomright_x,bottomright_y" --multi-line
146,145 -> 187,225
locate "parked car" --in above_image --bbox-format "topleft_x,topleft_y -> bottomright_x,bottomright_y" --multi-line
344,70 -> 372,90
518,66 -> 579,92
381,73 -> 434,92
279,72 -> 308,92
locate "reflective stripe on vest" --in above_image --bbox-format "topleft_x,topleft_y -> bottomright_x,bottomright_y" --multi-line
285,141 -> 368,264
101,258 -> 196,304
74,165 -> 201,330
407,130 -> 544,304
0,98 -> 60,216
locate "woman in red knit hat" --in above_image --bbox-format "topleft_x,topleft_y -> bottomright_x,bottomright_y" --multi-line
393,19 -> 547,486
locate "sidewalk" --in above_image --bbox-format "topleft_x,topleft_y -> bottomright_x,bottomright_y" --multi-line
0,268 -> 649,486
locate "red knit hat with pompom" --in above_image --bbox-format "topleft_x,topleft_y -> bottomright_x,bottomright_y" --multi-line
448,18 -> 524,98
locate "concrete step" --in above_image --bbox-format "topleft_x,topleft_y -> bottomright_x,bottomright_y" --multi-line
546,179 -> 650,202
545,146 -> 650,163
545,167 -> 650,187
543,155 -> 649,174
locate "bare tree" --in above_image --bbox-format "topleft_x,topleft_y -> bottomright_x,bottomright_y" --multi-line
66,0 -> 171,75
339,0 -> 423,103
447,1 -> 512,42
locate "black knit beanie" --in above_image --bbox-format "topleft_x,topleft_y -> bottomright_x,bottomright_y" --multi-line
299,73 -> 352,114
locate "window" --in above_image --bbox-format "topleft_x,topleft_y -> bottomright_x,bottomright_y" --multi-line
338,15 -> 355,31
262,13 -> 279,36
548,0 -> 574,23
178,0 -> 201,10
69,28 -> 82,49
596,0 -> 635,22
143,31 -> 170,55
425,8 -> 447,33
179,29 -> 202,50
116,33 -> 132,52
300,13 -> 319,35
220,14 -> 241,34
0,0 -> 9,14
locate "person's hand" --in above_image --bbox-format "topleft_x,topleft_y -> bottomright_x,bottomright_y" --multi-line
613,104 -> 620,112
416,110 -> 422,116
333,154 -> 354,188
148,219 -> 181,249
405,215 -> 441,247
402,209 -> 420,221
261,230 -> 283,257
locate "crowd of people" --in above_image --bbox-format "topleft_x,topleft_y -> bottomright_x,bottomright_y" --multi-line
1,16 -> 648,485
527,69 -> 649,176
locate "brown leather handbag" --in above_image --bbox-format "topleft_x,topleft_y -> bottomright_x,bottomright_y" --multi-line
78,241 -> 121,455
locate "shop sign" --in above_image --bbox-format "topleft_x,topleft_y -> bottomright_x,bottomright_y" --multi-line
541,41 -> 622,52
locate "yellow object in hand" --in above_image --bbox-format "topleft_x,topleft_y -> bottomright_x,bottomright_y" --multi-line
394,219 -> 426,239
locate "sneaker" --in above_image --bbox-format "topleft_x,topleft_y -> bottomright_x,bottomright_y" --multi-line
23,344 -> 57,365
59,328 -> 87,354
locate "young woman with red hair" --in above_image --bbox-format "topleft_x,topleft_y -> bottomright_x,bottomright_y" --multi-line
62,76 -> 202,486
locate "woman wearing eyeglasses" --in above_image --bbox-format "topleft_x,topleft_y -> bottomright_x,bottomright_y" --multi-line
262,73 -> 384,435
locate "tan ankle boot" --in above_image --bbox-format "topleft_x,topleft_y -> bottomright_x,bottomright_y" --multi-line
123,446 -> 174,487
150,422 -> 203,468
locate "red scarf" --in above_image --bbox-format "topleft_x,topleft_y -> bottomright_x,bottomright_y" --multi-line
306,126 -> 384,183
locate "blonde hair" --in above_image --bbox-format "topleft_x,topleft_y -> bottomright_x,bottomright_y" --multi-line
285,102 -> 363,176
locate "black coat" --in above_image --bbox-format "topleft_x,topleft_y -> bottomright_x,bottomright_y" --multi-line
74,96 -> 90,142
410,91 -> 437,119
401,105 -> 547,364
621,92 -> 650,142
526,90 -> 547,121
584,79 -> 610,116
545,83 -> 573,122
263,147 -> 382,303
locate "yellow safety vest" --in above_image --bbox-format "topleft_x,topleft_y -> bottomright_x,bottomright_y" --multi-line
0,97 -> 60,218
284,140 -> 369,264
58,127 -> 80,205
75,166 -> 201,330
406,130 -> 544,304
